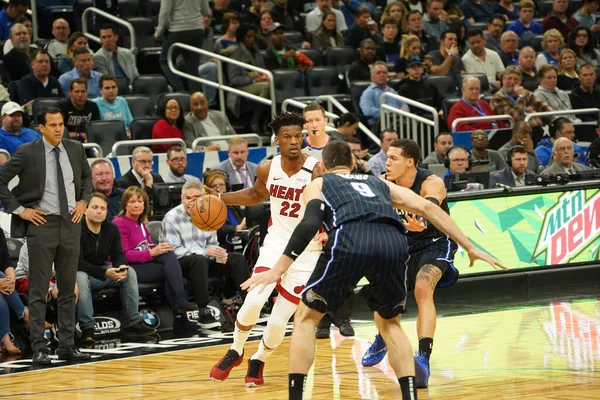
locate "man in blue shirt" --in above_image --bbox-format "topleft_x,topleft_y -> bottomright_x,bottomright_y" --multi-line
0,0 -> 29,40
58,47 -> 102,98
0,101 -> 39,161
359,61 -> 409,127
506,0 -> 543,40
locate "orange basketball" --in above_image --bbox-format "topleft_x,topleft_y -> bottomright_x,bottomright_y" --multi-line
189,195 -> 227,232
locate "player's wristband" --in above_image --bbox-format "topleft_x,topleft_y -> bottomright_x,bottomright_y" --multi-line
425,197 -> 440,206
283,200 -> 326,261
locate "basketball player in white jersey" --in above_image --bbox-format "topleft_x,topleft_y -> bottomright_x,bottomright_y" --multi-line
209,112 -> 323,387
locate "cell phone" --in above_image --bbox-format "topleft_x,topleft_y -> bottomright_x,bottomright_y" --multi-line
114,266 -> 129,272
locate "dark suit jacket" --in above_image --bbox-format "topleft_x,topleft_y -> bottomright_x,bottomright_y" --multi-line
3,48 -> 32,81
115,169 -> 164,209
490,168 -> 536,188
0,138 -> 92,237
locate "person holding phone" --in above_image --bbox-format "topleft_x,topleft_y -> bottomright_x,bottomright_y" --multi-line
76,192 -> 157,343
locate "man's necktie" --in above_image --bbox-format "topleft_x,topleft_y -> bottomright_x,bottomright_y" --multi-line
52,147 -> 70,219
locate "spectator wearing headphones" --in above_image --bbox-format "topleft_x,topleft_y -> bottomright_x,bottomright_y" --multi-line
443,146 -> 472,179
498,121 -> 541,172
491,145 -> 536,187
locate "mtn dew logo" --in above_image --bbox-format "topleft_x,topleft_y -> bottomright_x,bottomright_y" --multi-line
534,190 -> 600,265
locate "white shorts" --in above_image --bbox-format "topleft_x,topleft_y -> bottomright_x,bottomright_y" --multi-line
253,233 -> 321,304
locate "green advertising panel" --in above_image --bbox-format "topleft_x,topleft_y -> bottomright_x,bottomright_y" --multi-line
450,188 -> 600,275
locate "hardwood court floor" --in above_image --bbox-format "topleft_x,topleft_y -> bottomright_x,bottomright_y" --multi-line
1,299 -> 599,399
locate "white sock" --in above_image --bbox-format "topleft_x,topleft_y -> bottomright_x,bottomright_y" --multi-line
231,325 -> 252,355
251,295 -> 298,361
251,338 -> 274,362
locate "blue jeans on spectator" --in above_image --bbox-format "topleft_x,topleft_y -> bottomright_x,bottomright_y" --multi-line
198,62 -> 218,106
76,267 -> 141,331
0,271 -> 26,342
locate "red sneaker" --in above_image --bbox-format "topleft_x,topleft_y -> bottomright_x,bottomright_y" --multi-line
210,349 -> 244,381
245,359 -> 265,387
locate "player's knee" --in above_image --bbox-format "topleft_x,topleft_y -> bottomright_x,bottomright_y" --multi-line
374,312 -> 401,333
413,279 -> 434,302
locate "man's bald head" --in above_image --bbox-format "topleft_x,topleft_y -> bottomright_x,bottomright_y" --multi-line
190,91 -> 209,120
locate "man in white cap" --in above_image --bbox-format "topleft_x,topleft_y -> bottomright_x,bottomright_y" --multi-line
0,101 -> 40,162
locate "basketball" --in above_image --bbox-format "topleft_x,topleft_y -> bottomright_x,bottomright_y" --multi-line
190,195 -> 227,231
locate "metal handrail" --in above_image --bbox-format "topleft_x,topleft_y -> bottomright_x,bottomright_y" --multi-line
0,148 -> 10,162
451,115 -> 514,132
316,95 -> 380,146
82,7 -> 137,53
524,108 -> 600,122
167,43 -> 277,117
281,98 -> 340,121
381,93 -> 440,130
192,134 -> 263,152
111,139 -> 186,156
83,143 -> 103,158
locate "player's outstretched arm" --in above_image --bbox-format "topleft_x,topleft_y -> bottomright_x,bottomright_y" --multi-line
385,182 -> 507,271
205,160 -> 271,206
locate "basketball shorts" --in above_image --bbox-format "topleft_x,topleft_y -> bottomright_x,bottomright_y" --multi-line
407,236 -> 459,291
303,223 -> 410,319
253,233 -> 321,305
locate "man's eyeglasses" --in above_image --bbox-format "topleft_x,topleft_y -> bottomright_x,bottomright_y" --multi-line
168,157 -> 186,164
135,159 -> 153,166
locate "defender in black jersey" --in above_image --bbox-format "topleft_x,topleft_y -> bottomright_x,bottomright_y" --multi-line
241,141 -> 505,400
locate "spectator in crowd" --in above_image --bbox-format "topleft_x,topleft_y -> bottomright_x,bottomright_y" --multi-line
462,29 -> 504,89
17,50 -> 64,105
458,0 -> 495,23
360,62 -> 410,127
197,11 -> 219,107
423,131 -> 454,164
444,146 -> 471,183
347,38 -> 378,83
301,103 -> 332,160
535,117 -> 589,166
271,0 -> 303,32
379,19 -> 400,62
58,78 -> 101,143
494,0 -> 519,21
535,29 -> 564,70
3,24 -> 34,81
312,11 -> 345,54
3,15 -> 37,55
92,75 -> 134,132
91,158 -> 123,221
423,0 -> 449,41
333,112 -> 360,140
589,120 -> 600,166
255,10 -> 275,50
507,0 -> 543,40
215,137 -> 258,188
534,65 -> 581,122
573,0 -> 600,29
113,187 -> 200,332
215,12 -> 240,56
161,178 -> 250,329
498,31 -> 520,67
116,146 -> 165,192
76,192 -> 155,343
498,120 -> 541,172
0,0 -> 29,41
483,14 -> 505,53
339,0 -> 376,28
93,24 -> 139,83
569,64 -> 600,121
381,1 -> 407,33
491,66 -> 552,128
519,46 -> 539,91
542,0 -> 579,38
447,77 -> 503,131
368,129 -> 399,175
454,23 -> 469,55
163,146 -> 196,183
568,25 -> 600,68
343,6 -> 380,49
155,0 -> 209,93
0,102 -> 38,158
540,137 -> 592,175
57,31 -> 90,74
59,48 -> 102,98
211,0 -> 229,31
345,135 -> 371,164
306,0 -> 347,33
395,34 -> 422,78
264,23 -> 312,71
185,91 -> 234,149
557,48 -> 580,90
470,130 -> 507,172
44,18 -> 70,59
405,10 -> 437,55
152,98 -> 189,152
490,145 -> 536,187
241,0 -> 269,26
397,55 -> 442,115
428,30 -> 465,77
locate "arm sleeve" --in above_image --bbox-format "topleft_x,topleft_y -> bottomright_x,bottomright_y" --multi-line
283,199 -> 326,260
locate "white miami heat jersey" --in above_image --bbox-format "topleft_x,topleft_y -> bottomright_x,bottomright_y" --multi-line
266,154 -> 321,251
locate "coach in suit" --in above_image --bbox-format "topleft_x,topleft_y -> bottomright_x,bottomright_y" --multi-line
0,107 -> 92,365
540,138 -> 592,177
92,24 -> 139,83
214,136 -> 258,188
490,145 -> 537,188
184,92 -> 236,149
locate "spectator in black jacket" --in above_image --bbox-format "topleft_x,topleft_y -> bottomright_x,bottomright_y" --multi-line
271,0 -> 303,32
76,192 -> 156,343
347,38 -> 377,83
264,23 -> 300,70
2,23 -> 32,81
17,50 -> 64,106
343,6 -> 380,49
396,55 -> 442,117
569,63 -> 600,121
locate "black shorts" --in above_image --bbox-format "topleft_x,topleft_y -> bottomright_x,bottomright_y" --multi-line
407,236 -> 459,291
302,222 -> 409,319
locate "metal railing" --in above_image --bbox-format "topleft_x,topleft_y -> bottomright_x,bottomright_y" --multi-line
0,149 -> 10,162
192,134 -> 263,152
82,7 -> 137,53
167,43 -> 276,117
111,138 -> 186,156
281,98 -> 340,121
524,108 -> 600,123
380,93 -> 439,159
83,143 -> 103,158
451,115 -> 514,133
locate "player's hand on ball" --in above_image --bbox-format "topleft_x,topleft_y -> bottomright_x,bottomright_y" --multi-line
203,185 -> 218,196
403,215 -> 426,232
312,231 -> 328,244
467,247 -> 507,270
241,269 -> 282,293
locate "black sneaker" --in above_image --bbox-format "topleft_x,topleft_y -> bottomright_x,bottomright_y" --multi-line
334,318 -> 355,337
315,326 -> 331,339
173,310 -> 201,332
80,328 -> 95,343
123,321 -> 157,336
198,309 -> 221,330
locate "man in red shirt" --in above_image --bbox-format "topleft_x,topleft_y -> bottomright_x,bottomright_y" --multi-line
447,77 -> 504,132
542,0 -> 578,38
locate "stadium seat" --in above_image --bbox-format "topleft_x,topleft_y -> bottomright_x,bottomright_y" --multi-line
123,95 -> 156,118
73,0 -> 92,32
350,81 -> 371,115
458,73 -> 491,96
118,0 -> 142,18
32,98 -> 63,124
7,81 -> 19,103
531,35 -> 544,52
130,117 -> 159,140
426,74 -> 458,101
284,31 -> 306,46
537,0 -> 554,17
298,48 -> 322,66
136,47 -> 162,75
86,120 -> 128,156
156,92 -> 191,114
115,76 -> 130,95
468,22 -> 488,32
325,47 -> 357,73
442,98 -> 460,122
146,220 -> 162,243
306,66 -> 342,96
272,69 -> 307,104
388,78 -> 402,91
122,17 -> 157,49
132,75 -> 169,102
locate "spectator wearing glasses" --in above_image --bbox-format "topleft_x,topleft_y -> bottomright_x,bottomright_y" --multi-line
540,137 -> 591,175
568,25 -> 600,68
483,15 -> 505,53
152,98 -> 192,153
470,130 -> 507,172
498,121 -> 541,172
163,146 -> 196,183
116,146 -> 165,192
534,117 -> 589,167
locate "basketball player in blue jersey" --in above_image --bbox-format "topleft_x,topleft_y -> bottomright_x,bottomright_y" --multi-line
242,140 -> 505,400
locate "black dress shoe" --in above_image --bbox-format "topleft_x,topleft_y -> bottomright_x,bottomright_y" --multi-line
57,346 -> 91,362
32,349 -> 52,365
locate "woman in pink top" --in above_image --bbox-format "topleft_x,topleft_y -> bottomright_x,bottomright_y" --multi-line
112,187 -> 199,332
152,98 -> 187,152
